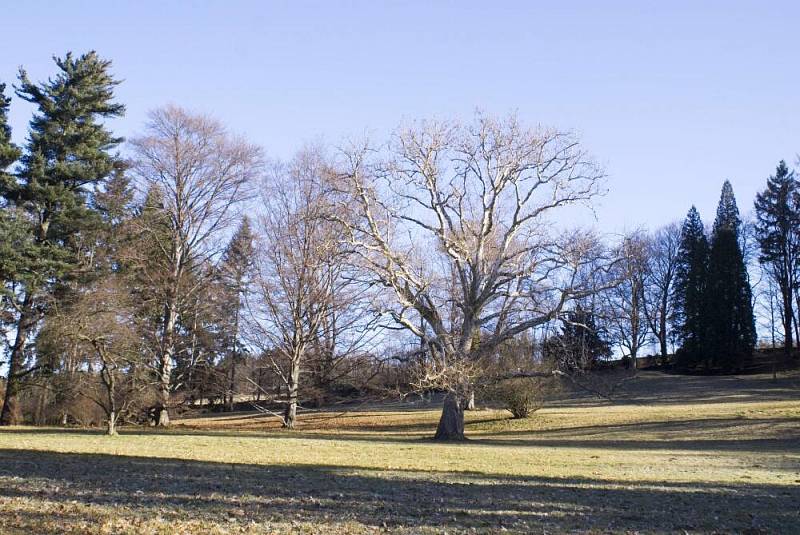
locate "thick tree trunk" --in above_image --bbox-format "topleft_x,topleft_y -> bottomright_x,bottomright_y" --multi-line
0,306 -> 33,426
156,385 -> 171,427
434,393 -> 465,441
630,348 -> 638,370
463,391 -> 475,411
283,360 -> 300,429
107,411 -> 118,436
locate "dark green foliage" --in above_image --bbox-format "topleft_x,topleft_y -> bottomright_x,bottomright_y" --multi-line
1,52 -> 125,290
0,82 -> 24,285
0,51 -> 124,425
754,161 -> 799,358
672,206 -> 710,368
0,83 -> 21,183
545,305 -> 612,371
706,181 -> 756,370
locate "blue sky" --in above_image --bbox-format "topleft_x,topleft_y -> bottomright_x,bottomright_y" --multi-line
2,1 -> 798,231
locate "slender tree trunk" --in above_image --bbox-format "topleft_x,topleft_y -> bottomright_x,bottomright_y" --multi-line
34,387 -> 47,425
227,305 -> 239,412
782,291 -> 793,360
157,296 -> 178,426
156,241 -> 184,426
659,295 -> 669,362
1,300 -> 34,426
104,362 -> 118,436
793,291 -> 800,358
157,356 -> 173,426
434,393 -> 465,441
283,359 -> 300,429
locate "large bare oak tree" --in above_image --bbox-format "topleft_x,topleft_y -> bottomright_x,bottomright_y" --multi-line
334,112 -> 609,439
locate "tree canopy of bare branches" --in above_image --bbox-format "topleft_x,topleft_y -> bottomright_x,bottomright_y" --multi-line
130,105 -> 262,425
333,112 -> 611,439
247,149 -> 350,428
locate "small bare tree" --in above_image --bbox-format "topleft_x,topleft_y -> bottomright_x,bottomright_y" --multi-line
50,278 -> 145,435
333,112 -> 611,440
130,105 -> 261,426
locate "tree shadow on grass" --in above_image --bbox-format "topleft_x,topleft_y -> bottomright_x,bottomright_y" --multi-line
603,371 -> 800,406
472,416 -> 800,453
0,448 -> 798,533
4,412 -> 799,455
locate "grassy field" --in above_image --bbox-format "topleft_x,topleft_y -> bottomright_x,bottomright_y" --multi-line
0,371 -> 798,534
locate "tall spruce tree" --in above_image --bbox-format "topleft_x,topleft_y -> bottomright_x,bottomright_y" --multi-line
707,181 -> 756,371
0,52 -> 124,425
220,217 -> 255,411
754,161 -> 799,359
672,206 -> 710,368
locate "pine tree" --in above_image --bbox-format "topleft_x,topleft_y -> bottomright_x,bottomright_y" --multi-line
0,82 -> 20,180
545,304 -> 611,371
219,217 -> 255,411
672,206 -> 710,368
0,80 -> 24,289
707,181 -> 756,371
0,52 -> 124,425
754,161 -> 800,359
0,79 -> 24,290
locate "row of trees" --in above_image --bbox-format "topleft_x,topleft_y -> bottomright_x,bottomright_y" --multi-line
1,51 -> 796,439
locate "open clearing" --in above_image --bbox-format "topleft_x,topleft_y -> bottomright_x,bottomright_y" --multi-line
0,371 -> 798,534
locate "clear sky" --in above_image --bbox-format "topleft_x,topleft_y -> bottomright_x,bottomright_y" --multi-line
3,1 -> 798,231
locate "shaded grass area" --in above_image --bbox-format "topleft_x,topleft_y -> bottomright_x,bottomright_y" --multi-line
0,371 -> 798,534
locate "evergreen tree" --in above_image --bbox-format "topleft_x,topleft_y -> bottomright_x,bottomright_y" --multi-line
707,181 -> 756,370
545,304 -> 611,371
0,82 -> 20,180
0,79 -> 23,292
754,161 -> 800,359
0,52 -> 124,425
672,206 -> 710,368
219,217 -> 255,411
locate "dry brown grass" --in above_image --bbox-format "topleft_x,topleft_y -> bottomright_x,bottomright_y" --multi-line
0,370 -> 798,534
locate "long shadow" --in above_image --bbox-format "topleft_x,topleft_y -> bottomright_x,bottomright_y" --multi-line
0,449 -> 797,533
4,412 -> 798,454
605,372 -> 800,406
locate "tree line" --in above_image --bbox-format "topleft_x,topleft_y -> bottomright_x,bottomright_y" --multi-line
0,52 -> 797,438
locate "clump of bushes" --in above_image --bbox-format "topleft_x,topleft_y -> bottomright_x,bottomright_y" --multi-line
485,377 -> 553,419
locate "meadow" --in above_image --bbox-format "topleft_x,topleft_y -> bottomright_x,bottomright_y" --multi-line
0,371 -> 798,534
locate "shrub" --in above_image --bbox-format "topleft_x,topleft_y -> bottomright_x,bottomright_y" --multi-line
486,377 -> 547,419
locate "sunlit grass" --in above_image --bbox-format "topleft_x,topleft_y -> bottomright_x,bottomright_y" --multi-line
0,371 -> 798,533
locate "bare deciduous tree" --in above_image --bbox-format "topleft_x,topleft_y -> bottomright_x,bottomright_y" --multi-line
641,222 -> 681,362
333,112 -> 610,440
130,105 -> 261,426
605,231 -> 650,367
49,278 -> 146,435
247,149 -> 344,429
